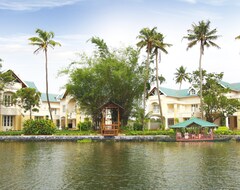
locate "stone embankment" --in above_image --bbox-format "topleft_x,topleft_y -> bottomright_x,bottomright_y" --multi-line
0,135 -> 239,142
0,135 -> 175,142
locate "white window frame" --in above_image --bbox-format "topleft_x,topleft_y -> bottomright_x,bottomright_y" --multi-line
3,93 -> 13,107
2,115 -> 14,128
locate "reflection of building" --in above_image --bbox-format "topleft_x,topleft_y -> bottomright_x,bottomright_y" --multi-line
147,83 -> 240,130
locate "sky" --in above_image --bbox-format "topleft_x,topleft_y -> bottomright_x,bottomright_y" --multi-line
1,0 -> 240,94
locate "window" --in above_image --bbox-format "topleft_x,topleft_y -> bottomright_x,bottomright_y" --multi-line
168,118 -> 174,126
51,108 -> 57,115
189,89 -> 196,95
62,105 -> 66,113
3,93 -> 13,107
191,104 -> 198,112
153,104 -> 159,113
35,116 -> 44,120
2,116 -> 14,127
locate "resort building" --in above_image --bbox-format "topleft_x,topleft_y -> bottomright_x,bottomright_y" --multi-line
59,91 -> 85,130
0,70 -> 61,131
147,82 -> 240,130
1,69 -> 240,131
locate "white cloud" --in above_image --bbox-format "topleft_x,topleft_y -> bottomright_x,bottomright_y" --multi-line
0,0 -> 84,11
179,0 -> 240,6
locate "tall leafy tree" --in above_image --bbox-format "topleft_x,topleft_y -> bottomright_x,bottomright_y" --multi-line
174,66 -> 190,90
29,29 -> 61,121
136,27 -> 157,128
200,72 -> 240,124
152,31 -> 172,129
13,88 -> 41,119
183,20 -> 220,119
62,38 -> 143,126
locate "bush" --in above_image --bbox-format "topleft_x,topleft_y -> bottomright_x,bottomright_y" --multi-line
214,126 -> 233,135
124,129 -> 175,136
77,120 -> 92,131
23,119 -> 56,135
133,122 -> 143,131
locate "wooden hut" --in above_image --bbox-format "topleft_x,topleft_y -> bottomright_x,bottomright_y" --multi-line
100,101 -> 123,136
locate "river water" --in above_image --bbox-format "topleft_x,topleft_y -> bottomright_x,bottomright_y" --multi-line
0,141 -> 240,190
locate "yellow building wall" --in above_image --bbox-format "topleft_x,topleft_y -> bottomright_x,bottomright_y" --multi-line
0,115 -> 2,131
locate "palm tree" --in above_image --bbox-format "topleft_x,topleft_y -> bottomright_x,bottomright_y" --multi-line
152,32 -> 172,129
136,27 -> 157,129
183,20 -> 220,119
29,29 -> 61,121
235,35 -> 240,40
174,66 -> 190,90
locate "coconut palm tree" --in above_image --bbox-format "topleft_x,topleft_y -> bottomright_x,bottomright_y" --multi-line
136,27 -> 157,129
235,35 -> 240,40
183,20 -> 220,119
152,32 -> 172,129
174,66 -> 190,90
29,29 -> 61,121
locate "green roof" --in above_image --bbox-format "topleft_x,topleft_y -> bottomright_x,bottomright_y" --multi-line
219,81 -> 240,91
24,81 -> 39,91
160,87 -> 191,97
41,93 -> 59,102
169,117 -> 218,129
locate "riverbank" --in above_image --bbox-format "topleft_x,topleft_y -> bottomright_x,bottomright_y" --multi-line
0,135 -> 239,142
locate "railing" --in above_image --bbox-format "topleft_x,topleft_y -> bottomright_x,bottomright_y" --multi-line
101,124 -> 119,136
176,132 -> 213,141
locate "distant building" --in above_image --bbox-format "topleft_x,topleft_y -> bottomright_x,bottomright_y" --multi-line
147,82 -> 240,130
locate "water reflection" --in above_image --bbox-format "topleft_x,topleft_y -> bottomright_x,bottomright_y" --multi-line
0,142 -> 240,189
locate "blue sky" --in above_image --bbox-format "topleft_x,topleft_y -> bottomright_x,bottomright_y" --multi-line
1,0 -> 240,93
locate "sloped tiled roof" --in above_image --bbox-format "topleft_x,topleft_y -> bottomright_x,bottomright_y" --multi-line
41,93 -> 60,102
149,86 -> 198,98
24,81 -> 39,91
170,117 -> 218,128
219,81 -> 240,91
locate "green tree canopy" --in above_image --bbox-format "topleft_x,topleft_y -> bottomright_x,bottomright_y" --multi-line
195,71 -> 240,124
62,39 -> 144,126
13,88 -> 41,119
0,61 -> 14,91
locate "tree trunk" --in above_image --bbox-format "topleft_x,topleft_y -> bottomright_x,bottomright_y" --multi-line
45,50 -> 53,121
156,51 -> 164,129
142,47 -> 150,130
199,45 -> 204,119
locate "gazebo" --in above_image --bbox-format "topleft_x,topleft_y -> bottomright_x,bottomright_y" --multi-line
170,117 -> 218,141
99,101 -> 124,136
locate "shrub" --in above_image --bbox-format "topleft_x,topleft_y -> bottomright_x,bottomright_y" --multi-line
133,122 -> 143,131
77,120 -> 92,131
23,119 -> 56,135
124,129 -> 175,136
214,126 -> 233,135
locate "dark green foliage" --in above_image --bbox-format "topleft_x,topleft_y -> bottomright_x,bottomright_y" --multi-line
77,120 -> 92,131
0,62 -> 14,91
55,130 -> 97,135
62,39 -> 144,126
23,119 -> 56,135
124,129 -> 175,136
133,122 -> 143,131
12,88 -> 41,119
0,131 -> 23,136
200,72 -> 240,122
